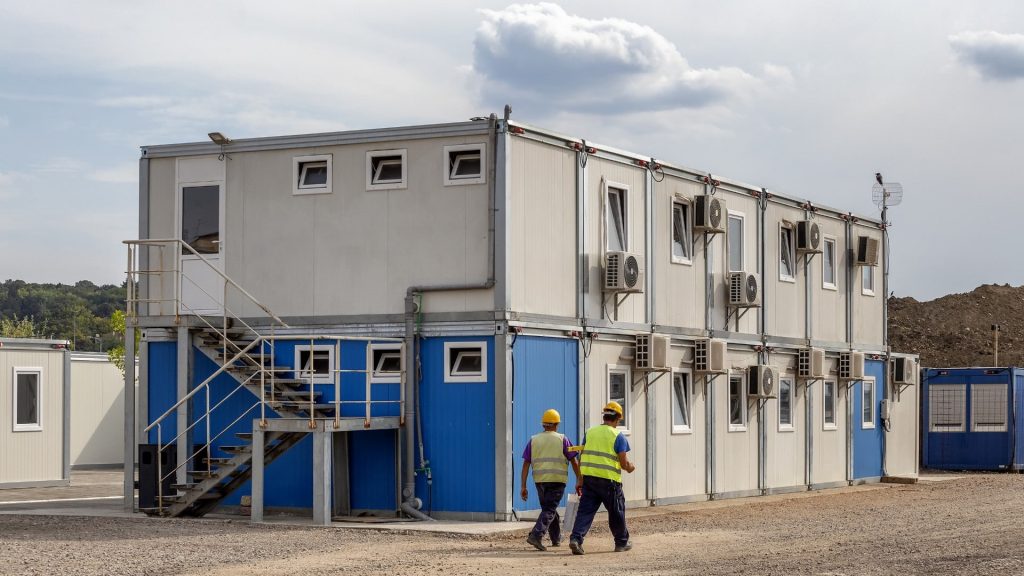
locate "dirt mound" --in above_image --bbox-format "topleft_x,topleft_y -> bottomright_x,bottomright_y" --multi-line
888,283 -> 1024,368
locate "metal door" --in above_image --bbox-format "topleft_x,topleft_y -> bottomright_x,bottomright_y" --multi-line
178,182 -> 224,315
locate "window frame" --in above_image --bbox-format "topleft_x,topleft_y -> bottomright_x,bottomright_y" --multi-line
12,367 -> 43,432
727,211 -> 745,273
607,364 -> 632,434
778,377 -> 794,432
861,378 -> 876,429
862,265 -> 875,296
366,149 -> 408,191
443,143 -> 486,186
779,221 -> 796,283
293,345 -> 336,385
728,371 -> 747,432
292,154 -> 333,196
604,181 -> 630,253
971,383 -> 1008,432
368,343 -> 403,384
670,196 -> 693,265
444,341 -> 487,383
822,236 -> 838,291
928,383 -> 966,433
670,369 -> 693,434
823,380 -> 838,430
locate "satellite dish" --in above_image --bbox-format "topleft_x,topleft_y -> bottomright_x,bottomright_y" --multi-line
872,178 -> 903,209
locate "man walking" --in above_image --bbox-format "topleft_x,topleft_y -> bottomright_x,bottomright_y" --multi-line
520,408 -> 581,551
569,401 -> 635,555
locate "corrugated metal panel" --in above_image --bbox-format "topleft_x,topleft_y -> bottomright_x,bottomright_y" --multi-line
349,429 -> 399,511
0,348 -> 65,484
70,357 -> 125,466
146,341 -> 177,444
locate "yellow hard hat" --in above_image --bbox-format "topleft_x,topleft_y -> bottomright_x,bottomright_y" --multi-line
542,409 -> 561,425
603,401 -> 623,418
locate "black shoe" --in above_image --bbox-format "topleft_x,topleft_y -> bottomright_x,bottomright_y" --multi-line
614,541 -> 633,552
527,534 -> 547,551
569,540 -> 584,555
550,539 -> 561,547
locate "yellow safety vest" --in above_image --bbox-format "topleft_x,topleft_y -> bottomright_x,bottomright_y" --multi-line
579,424 -> 622,482
530,431 -> 568,484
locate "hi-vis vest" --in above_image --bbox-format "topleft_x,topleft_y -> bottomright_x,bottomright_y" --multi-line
579,424 -> 622,482
530,432 -> 569,483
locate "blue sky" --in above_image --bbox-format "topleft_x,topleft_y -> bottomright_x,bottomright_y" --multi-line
1,1 -> 1023,300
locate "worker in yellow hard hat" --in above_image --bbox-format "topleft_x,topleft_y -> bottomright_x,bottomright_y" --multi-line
568,400 -> 635,555
520,408 -> 582,551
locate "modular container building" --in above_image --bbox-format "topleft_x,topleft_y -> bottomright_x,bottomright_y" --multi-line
922,367 -> 1024,471
0,338 -> 71,488
124,116 -> 919,522
70,352 -> 126,467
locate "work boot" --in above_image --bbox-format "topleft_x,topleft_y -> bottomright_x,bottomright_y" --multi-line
550,538 -> 561,547
527,534 -> 547,551
614,541 -> 633,552
569,540 -> 584,555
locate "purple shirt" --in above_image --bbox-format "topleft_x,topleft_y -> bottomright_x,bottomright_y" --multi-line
521,434 -> 579,462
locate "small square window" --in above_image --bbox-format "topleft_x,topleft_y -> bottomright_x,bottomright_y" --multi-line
780,223 -> 796,281
367,149 -> 407,190
671,198 -> 692,264
444,341 -> 487,383
293,154 -> 332,196
608,365 -> 631,432
778,378 -> 794,431
368,343 -> 403,383
971,384 -> 1008,432
823,380 -> 837,429
671,371 -> 691,433
729,373 -> 747,431
929,383 -> 965,432
294,345 -> 335,384
13,368 -> 43,432
823,237 -> 837,290
443,144 -> 486,185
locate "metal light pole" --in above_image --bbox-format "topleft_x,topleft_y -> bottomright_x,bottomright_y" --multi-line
992,324 -> 1001,366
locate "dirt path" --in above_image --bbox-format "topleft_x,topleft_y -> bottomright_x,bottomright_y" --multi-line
1,474 -> 1021,575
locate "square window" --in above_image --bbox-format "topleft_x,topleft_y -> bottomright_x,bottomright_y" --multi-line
366,149 -> 408,190
443,144 -> 486,185
294,345 -> 335,384
929,383 -> 966,432
608,365 -> 630,431
823,237 -> 837,290
778,378 -> 794,430
862,265 -> 875,296
444,341 -> 487,383
780,223 -> 796,281
727,212 -> 744,272
729,373 -> 747,430
861,379 -> 875,429
671,371 -> 691,433
13,368 -> 43,432
605,183 -> 628,252
823,380 -> 837,429
671,198 -> 692,264
368,343 -> 403,384
293,154 -> 333,196
971,384 -> 1008,432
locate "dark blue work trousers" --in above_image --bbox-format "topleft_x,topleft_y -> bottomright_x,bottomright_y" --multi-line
530,482 -> 566,543
570,475 -> 629,546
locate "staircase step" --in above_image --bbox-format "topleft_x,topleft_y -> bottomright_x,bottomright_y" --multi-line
204,457 -> 235,466
220,445 -> 251,454
235,432 -> 252,440
269,402 -> 338,411
170,483 -> 199,490
188,470 -> 220,479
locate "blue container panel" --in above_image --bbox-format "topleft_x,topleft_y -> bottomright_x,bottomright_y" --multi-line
511,336 -> 579,513
348,430 -> 398,511
415,336 -> 495,514
146,341 -> 178,444
1015,372 -> 1024,470
852,360 -> 884,479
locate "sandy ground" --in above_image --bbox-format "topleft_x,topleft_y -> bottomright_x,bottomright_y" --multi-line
0,473 -> 1022,576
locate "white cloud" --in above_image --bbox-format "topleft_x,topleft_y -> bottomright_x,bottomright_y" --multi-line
950,31 -> 1024,80
472,3 -> 765,114
89,163 -> 137,184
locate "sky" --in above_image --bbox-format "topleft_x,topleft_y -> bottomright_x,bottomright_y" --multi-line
1,1 -> 1022,301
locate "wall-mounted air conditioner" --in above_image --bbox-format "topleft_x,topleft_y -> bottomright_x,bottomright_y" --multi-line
891,356 -> 916,385
839,351 -> 865,380
694,338 -> 727,373
796,220 -> 822,253
635,334 -> 670,371
728,271 -> 761,307
798,348 -> 825,379
693,195 -> 726,234
604,251 -> 644,293
748,365 -> 778,398
856,236 -> 879,266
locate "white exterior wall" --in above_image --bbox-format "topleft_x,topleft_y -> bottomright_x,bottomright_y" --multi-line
714,349 -> 759,495
652,176 -> 705,330
70,353 -> 125,466
811,362 -> 849,485
811,215 -> 848,343
715,189 -> 758,335
764,355 -> 806,490
653,343 -> 706,502
764,203 -> 808,340
852,223 -> 885,346
884,367 -> 919,477
0,348 -> 66,486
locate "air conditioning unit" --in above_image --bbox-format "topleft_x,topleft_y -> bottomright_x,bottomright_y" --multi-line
604,251 -> 644,293
728,272 -> 761,307
798,348 -> 825,379
694,338 -> 727,373
891,356 -> 916,385
796,220 -> 822,253
856,236 -> 879,266
635,334 -> 670,371
693,195 -> 726,234
748,365 -> 778,398
839,351 -> 865,380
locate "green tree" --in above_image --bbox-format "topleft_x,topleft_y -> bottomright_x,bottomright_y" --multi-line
0,315 -> 36,338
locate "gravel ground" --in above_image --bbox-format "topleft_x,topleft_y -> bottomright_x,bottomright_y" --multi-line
1,473 -> 1022,576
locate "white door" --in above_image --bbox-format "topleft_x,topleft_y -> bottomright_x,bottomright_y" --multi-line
178,182 -> 225,316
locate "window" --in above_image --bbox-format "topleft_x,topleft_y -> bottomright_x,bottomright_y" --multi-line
727,212 -> 744,272
671,198 -> 692,264
861,379 -> 875,429
292,154 -> 332,196
444,341 -> 487,383
929,383 -> 966,432
294,345 -> 335,384
366,149 -> 407,190
443,144 -> 486,185
778,378 -> 794,431
729,373 -> 747,431
180,185 -> 220,254
823,380 -> 837,429
862,265 -> 875,296
368,343 -> 402,383
13,368 -> 43,432
971,384 -> 1008,432
608,365 -> 630,431
779,223 -> 796,281
671,371 -> 692,433
605,183 -> 628,252
822,237 -> 837,290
